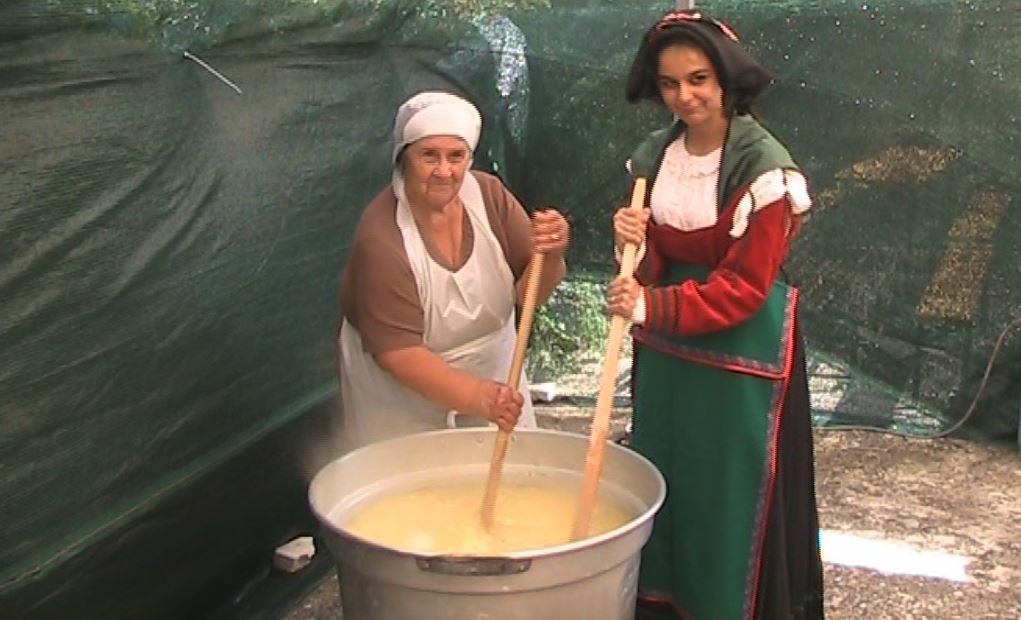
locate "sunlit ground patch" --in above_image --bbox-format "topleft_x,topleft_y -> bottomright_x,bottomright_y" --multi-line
820,529 -> 971,582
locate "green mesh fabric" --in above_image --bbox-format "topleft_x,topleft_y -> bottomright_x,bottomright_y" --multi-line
1,1 -> 1018,617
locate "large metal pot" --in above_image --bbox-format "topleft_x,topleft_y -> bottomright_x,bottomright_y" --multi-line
308,428 -> 665,620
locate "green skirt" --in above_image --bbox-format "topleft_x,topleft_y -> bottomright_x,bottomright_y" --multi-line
632,344 -> 782,620
630,267 -> 823,620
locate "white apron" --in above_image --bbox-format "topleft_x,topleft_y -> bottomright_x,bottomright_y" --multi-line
338,172 -> 536,447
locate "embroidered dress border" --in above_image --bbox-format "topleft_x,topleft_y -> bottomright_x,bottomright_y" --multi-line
637,591 -> 697,620
632,287 -> 797,380
741,305 -> 797,619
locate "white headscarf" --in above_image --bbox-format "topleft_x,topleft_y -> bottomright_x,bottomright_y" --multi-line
391,91 -> 483,205
391,91 -> 482,165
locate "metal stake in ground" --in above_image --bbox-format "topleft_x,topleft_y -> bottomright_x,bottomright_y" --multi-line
572,177 -> 647,541
481,251 -> 546,530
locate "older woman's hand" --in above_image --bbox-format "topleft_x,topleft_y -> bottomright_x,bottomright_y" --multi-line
613,206 -> 650,252
472,379 -> 524,433
607,275 -> 642,320
531,209 -> 570,256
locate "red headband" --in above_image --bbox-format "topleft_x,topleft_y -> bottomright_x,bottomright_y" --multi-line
650,11 -> 741,44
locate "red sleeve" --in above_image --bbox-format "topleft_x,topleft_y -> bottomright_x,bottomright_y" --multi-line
642,197 -> 793,335
635,228 -> 666,286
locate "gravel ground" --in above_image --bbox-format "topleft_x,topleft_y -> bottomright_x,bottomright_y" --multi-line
284,352 -> 1021,619
814,429 -> 1021,619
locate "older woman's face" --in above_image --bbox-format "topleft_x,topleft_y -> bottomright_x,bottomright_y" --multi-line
402,135 -> 470,210
656,43 -> 725,128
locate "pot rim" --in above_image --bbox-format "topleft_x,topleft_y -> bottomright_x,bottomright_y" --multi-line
308,427 -> 666,561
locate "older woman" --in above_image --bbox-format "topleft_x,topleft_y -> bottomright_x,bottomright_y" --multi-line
609,10 -> 824,620
337,91 -> 569,447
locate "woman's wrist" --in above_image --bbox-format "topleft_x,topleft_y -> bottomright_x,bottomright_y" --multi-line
462,376 -> 486,417
632,291 -> 647,325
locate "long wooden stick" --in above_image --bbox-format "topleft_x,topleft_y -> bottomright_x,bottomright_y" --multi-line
481,251 -> 546,530
571,177 -> 647,541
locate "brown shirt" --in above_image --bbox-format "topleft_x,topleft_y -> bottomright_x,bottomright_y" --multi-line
338,171 -> 533,354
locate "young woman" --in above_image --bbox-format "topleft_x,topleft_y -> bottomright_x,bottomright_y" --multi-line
608,11 -> 825,620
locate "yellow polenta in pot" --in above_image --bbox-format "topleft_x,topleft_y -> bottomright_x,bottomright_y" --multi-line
309,429 -> 666,620
340,478 -> 634,554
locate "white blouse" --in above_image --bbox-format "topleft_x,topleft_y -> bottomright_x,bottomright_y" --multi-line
623,133 -> 813,326
649,134 -> 722,231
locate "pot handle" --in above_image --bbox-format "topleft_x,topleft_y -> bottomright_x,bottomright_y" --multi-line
416,556 -> 531,576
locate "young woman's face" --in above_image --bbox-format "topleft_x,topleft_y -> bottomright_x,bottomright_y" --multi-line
656,43 -> 726,128
402,136 -> 470,210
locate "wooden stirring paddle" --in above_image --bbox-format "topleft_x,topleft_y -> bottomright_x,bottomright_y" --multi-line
571,177 -> 647,541
481,251 -> 546,530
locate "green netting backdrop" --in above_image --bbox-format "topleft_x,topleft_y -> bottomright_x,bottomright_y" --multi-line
1,0 -> 1018,617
